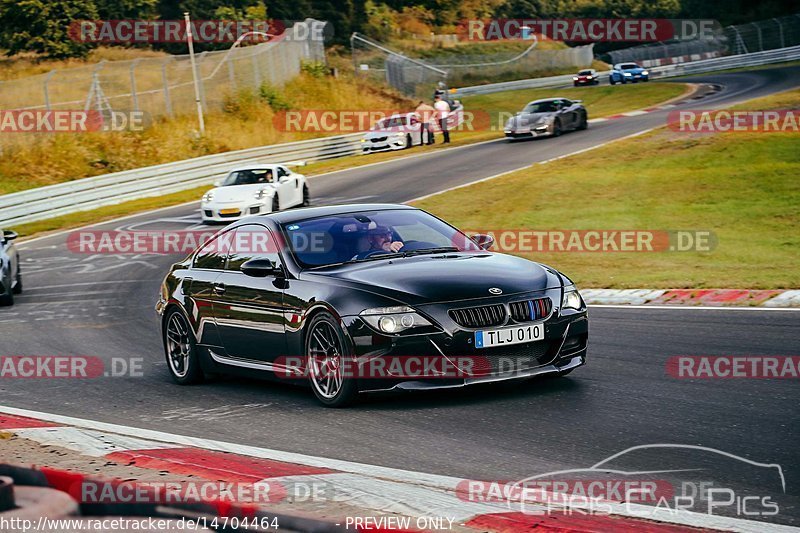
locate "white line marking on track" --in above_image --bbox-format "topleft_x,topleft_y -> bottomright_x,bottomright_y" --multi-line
1,405 -> 797,532
590,304 -> 800,312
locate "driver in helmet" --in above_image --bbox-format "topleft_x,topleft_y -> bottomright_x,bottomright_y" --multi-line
367,225 -> 404,253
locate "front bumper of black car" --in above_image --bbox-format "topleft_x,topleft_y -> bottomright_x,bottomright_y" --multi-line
342,292 -> 588,392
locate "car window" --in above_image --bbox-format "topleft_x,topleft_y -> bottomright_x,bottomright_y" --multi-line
578,70 -> 592,75
193,231 -> 234,270
277,167 -> 289,178
225,225 -> 282,272
282,209 -> 480,268
222,169 -> 272,186
621,63 -> 639,70
523,101 -> 557,113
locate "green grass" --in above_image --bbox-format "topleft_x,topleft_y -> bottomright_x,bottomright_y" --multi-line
413,90 -> 800,290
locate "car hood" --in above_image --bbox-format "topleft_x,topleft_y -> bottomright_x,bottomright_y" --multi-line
307,252 -> 560,306
510,112 -> 551,126
208,184 -> 274,203
363,129 -> 408,139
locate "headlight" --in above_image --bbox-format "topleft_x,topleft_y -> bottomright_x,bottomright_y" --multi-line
202,191 -> 214,202
573,76 -> 578,80
586,75 -> 593,79
254,188 -> 272,200
392,132 -> 405,139
360,306 -> 433,334
562,287 -> 584,311
642,70 -> 649,76
505,117 -> 515,129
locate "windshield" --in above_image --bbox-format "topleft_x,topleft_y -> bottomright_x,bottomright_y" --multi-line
282,209 -> 481,268
221,169 -> 274,186
373,116 -> 408,130
620,63 -> 640,70
578,70 -> 593,75
523,101 -> 559,113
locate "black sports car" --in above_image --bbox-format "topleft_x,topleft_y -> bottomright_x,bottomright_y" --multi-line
1,229 -> 22,306
156,204 -> 588,406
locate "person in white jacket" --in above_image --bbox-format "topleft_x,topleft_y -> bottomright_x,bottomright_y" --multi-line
434,94 -> 451,144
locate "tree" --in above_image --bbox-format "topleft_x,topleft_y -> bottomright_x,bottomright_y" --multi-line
0,0 -> 98,58
94,0 -> 158,19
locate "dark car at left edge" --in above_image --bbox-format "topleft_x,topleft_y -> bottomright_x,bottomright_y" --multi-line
0,229 -> 22,306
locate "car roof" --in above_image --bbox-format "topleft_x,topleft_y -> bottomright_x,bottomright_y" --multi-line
528,97 -> 569,104
226,164 -> 280,172
245,203 -> 418,225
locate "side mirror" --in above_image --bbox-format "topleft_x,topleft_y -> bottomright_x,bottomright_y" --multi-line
3,230 -> 18,242
241,258 -> 280,277
471,233 -> 494,250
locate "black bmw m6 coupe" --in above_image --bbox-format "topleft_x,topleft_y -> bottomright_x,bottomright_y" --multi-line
156,204 -> 588,406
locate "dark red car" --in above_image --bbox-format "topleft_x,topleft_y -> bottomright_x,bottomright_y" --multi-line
573,69 -> 599,86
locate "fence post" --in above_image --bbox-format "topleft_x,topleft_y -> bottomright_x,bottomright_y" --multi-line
252,52 -> 262,89
198,51 -> 208,110
161,58 -> 173,118
751,22 -> 763,51
773,18 -> 784,48
129,59 -> 142,112
228,58 -> 236,91
43,70 -> 57,111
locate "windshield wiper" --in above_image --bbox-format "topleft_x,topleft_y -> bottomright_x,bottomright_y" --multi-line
401,246 -> 460,257
306,252 -> 403,270
305,247 -> 460,270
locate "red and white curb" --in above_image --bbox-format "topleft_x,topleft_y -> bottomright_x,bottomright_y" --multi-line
1,406 -> 796,532
582,289 -> 800,308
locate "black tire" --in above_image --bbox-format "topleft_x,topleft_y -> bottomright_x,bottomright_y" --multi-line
0,288 -> 12,306
272,195 -> 280,213
302,184 -> 310,207
609,77 -> 616,85
12,269 -> 22,294
577,112 -> 588,131
305,312 -> 358,407
163,308 -> 204,385
404,134 -> 412,149
552,120 -> 562,137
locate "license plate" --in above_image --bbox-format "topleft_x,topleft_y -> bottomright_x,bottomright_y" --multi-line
475,323 -> 544,349
219,208 -> 240,215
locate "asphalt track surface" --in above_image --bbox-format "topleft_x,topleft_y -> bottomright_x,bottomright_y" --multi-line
2,66 -> 799,526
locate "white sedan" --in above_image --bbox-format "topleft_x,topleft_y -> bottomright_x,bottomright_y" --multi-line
361,113 -> 425,153
201,164 -> 309,224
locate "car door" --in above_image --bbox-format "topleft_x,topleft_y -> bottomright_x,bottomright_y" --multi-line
276,166 -> 299,208
187,231 -> 233,348
212,224 -> 288,364
561,100 -> 578,129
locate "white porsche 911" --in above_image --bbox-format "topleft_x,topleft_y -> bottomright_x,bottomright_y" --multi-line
201,164 -> 310,224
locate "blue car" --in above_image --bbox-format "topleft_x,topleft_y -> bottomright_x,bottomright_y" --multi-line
609,63 -> 650,84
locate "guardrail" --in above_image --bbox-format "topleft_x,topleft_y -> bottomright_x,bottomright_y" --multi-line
2,45 -> 799,228
0,133 -> 362,227
453,44 -> 800,96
